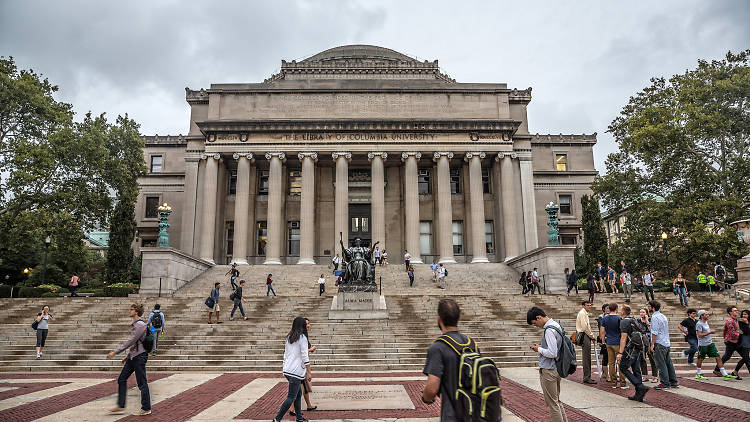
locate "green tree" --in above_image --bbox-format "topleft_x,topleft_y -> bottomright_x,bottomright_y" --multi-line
580,195 -> 608,275
593,50 -> 750,278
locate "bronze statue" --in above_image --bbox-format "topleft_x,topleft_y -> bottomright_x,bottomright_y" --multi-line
339,233 -> 379,292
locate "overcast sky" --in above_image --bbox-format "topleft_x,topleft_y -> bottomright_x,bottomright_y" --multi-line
1,0 -> 748,171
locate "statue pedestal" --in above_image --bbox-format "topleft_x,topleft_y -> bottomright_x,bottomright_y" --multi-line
329,291 -> 389,320
736,255 -> 750,287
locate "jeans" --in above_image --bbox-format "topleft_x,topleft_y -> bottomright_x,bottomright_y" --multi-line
623,283 -> 632,301
653,344 -> 678,386
150,327 -> 161,352
230,298 -> 245,317
566,282 -> 578,294
230,277 -> 238,291
643,285 -> 654,302
274,375 -> 304,422
117,352 -> 150,410
639,348 -> 658,377
677,286 -> 688,306
717,341 -> 742,371
69,285 -> 78,296
404,260 -> 410,271
409,274 -> 414,287
683,337 -> 698,364
319,283 -> 325,295
619,350 -> 644,389
267,285 -> 276,296
531,283 -> 542,294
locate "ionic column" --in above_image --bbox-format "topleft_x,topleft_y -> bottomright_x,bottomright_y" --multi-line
519,157 -> 539,250
181,158 -> 200,254
199,153 -> 220,264
264,152 -> 285,265
232,153 -> 254,265
434,152 -> 455,264
466,152 -> 489,263
368,152 -> 387,251
297,152 -> 318,264
402,152 -> 423,264
333,152 -> 351,257
498,153 -> 520,259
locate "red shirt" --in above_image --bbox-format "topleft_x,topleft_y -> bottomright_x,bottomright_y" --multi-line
724,317 -> 740,343
266,277 -> 272,285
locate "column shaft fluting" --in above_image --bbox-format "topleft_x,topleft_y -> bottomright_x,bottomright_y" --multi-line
264,153 -> 284,265
369,153 -> 386,251
402,153 -> 422,263
181,159 -> 199,255
500,154 -> 520,259
519,159 -> 539,251
333,152 -> 351,257
467,153 -> 489,263
435,153 -> 455,263
232,153 -> 252,265
298,153 -> 317,264
199,154 -> 219,263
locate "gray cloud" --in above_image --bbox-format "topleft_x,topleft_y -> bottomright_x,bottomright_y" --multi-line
1,0 -> 748,171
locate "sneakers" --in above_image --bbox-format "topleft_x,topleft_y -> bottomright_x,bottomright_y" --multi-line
713,369 -> 722,377
695,374 -> 709,380
688,362 -> 697,367
653,384 -> 669,390
133,409 -> 152,416
723,374 -> 738,381
620,384 -> 630,389
35,353 -> 41,359
730,372 -> 742,380
108,407 -> 126,414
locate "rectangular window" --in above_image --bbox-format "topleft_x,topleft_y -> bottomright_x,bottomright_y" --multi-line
256,221 -> 267,256
559,194 -> 572,215
141,238 -> 157,247
452,221 -> 464,255
561,235 -> 577,245
418,168 -> 431,195
145,196 -> 160,218
555,154 -> 568,171
228,170 -> 237,195
485,221 -> 494,254
482,167 -> 491,194
225,221 -> 234,256
361,217 -> 369,233
288,170 -> 302,196
288,221 -> 300,256
258,170 -> 269,195
419,221 -> 433,256
150,155 -> 163,173
450,168 -> 461,194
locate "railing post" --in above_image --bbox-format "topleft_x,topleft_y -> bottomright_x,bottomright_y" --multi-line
158,277 -> 162,298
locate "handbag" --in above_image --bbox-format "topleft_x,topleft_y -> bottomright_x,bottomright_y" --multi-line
205,297 -> 215,308
31,320 -> 39,330
303,379 -> 312,392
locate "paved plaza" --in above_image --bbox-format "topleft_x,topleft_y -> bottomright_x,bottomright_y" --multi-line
0,366 -> 747,421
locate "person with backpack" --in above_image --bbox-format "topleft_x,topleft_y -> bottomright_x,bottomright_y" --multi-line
714,262 -> 726,283
597,304 -> 609,381
34,305 -> 52,359
208,282 -> 222,324
600,302 -> 627,388
437,263 -> 447,289
272,317 -> 311,422
422,298 -> 501,421
225,263 -> 240,291
637,308 -> 659,383
519,271 -> 528,294
648,300 -> 679,389
106,303 -> 151,416
230,280 -> 247,321
694,309 -> 737,381
527,306 -> 571,422
615,305 -> 650,401
146,304 -> 165,355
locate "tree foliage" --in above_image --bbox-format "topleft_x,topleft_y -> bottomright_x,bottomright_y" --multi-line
593,50 -> 750,277
581,195 -> 608,274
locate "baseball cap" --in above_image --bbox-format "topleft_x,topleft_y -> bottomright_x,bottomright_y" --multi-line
697,310 -> 707,318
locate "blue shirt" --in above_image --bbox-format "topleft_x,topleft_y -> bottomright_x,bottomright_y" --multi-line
650,311 -> 671,347
430,264 -> 438,271
147,311 -> 165,332
607,269 -> 616,281
602,314 -> 621,346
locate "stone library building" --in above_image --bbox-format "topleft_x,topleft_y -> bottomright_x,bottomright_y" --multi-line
135,45 -> 597,265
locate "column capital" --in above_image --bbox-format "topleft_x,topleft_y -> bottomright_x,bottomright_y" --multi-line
401,152 -> 422,161
298,152 -> 319,162
495,152 -> 518,161
201,152 -> 221,160
232,152 -> 255,162
265,152 -> 286,162
432,151 -> 454,162
367,152 -> 388,161
464,152 -> 486,161
332,152 -> 352,161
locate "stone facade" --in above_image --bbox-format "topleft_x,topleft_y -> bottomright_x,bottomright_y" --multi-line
135,45 -> 597,265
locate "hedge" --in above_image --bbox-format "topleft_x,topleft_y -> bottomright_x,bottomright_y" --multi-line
0,285 -> 11,298
17,287 -> 47,297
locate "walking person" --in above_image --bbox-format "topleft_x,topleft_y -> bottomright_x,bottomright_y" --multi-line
404,250 -> 411,271
679,309 -> 698,366
714,262 -> 726,284
437,263 -> 447,289
230,280 -> 247,321
331,254 -> 341,271
407,265 -> 415,287
648,300 -> 679,389
290,318 -> 318,416
566,268 -> 578,295
266,274 -> 277,297
106,303 -> 151,416
732,309 -> 750,377
520,271 -> 528,294
595,262 -> 606,292
69,275 -> 79,297
527,306 -> 568,422
381,250 -> 388,266
146,304 -> 165,355
374,246 -> 381,266
576,301 -> 597,384
600,302 -> 627,388
694,309 -> 738,380
586,274 -> 596,303
526,270 -> 534,294
607,265 -> 618,293
430,259 -> 439,283
531,267 -> 542,294
272,317 -> 311,422
620,268 -> 632,303
34,305 -> 52,359
225,263 -> 240,291
637,308 -> 659,383
642,270 -> 655,302
716,306 -> 743,378
317,274 -> 326,296
208,282 -> 222,324
616,305 -> 649,401
597,304 -> 609,380
697,270 -> 708,291
673,273 -> 688,307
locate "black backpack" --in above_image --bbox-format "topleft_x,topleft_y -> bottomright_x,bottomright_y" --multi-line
716,265 -> 725,276
444,268 -> 448,277
150,312 -> 163,329
140,321 -> 155,353
626,318 -> 650,351
545,325 -> 577,378
436,334 -> 502,422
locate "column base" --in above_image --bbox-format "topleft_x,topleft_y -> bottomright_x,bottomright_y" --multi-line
231,259 -> 249,266
410,258 -> 424,264
438,257 -> 457,264
200,258 -> 215,265
263,259 -> 282,265
471,257 -> 490,263
297,258 -> 316,265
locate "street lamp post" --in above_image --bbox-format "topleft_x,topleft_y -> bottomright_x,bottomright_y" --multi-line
157,203 -> 173,248
41,235 -> 51,284
661,232 -> 670,280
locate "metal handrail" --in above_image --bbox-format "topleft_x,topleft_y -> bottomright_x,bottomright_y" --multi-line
708,280 -> 739,304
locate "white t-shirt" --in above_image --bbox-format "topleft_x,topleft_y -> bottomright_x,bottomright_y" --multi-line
696,320 -> 712,347
643,274 -> 653,286
374,249 -> 380,257
318,277 -> 325,285
404,253 -> 411,261
438,267 -> 446,278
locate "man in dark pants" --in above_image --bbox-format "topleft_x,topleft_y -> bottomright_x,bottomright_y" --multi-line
616,305 -> 649,401
230,280 -> 247,321
715,306 -> 743,377
107,303 -> 151,416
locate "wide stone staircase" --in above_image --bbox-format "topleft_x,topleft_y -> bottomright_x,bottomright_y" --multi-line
0,262 -> 747,372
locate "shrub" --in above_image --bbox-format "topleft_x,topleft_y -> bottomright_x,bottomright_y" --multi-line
0,285 -> 12,298
103,283 -> 138,297
17,287 -> 46,297
41,292 -> 58,298
36,284 -> 62,293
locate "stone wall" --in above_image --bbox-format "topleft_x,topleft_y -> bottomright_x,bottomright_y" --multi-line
140,247 -> 213,296
506,245 -> 576,293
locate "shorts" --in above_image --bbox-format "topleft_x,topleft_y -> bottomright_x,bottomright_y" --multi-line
698,343 -> 719,359
211,303 -> 220,312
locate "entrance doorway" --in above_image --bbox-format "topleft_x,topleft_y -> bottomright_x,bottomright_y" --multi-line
349,204 -> 371,247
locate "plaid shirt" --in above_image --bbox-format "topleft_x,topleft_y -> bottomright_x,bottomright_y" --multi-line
724,317 -> 740,343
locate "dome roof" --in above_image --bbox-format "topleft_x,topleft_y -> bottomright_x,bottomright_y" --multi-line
301,45 -> 417,63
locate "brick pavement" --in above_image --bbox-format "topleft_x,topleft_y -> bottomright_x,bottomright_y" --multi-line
500,377 -> 602,422
0,382 -> 68,401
